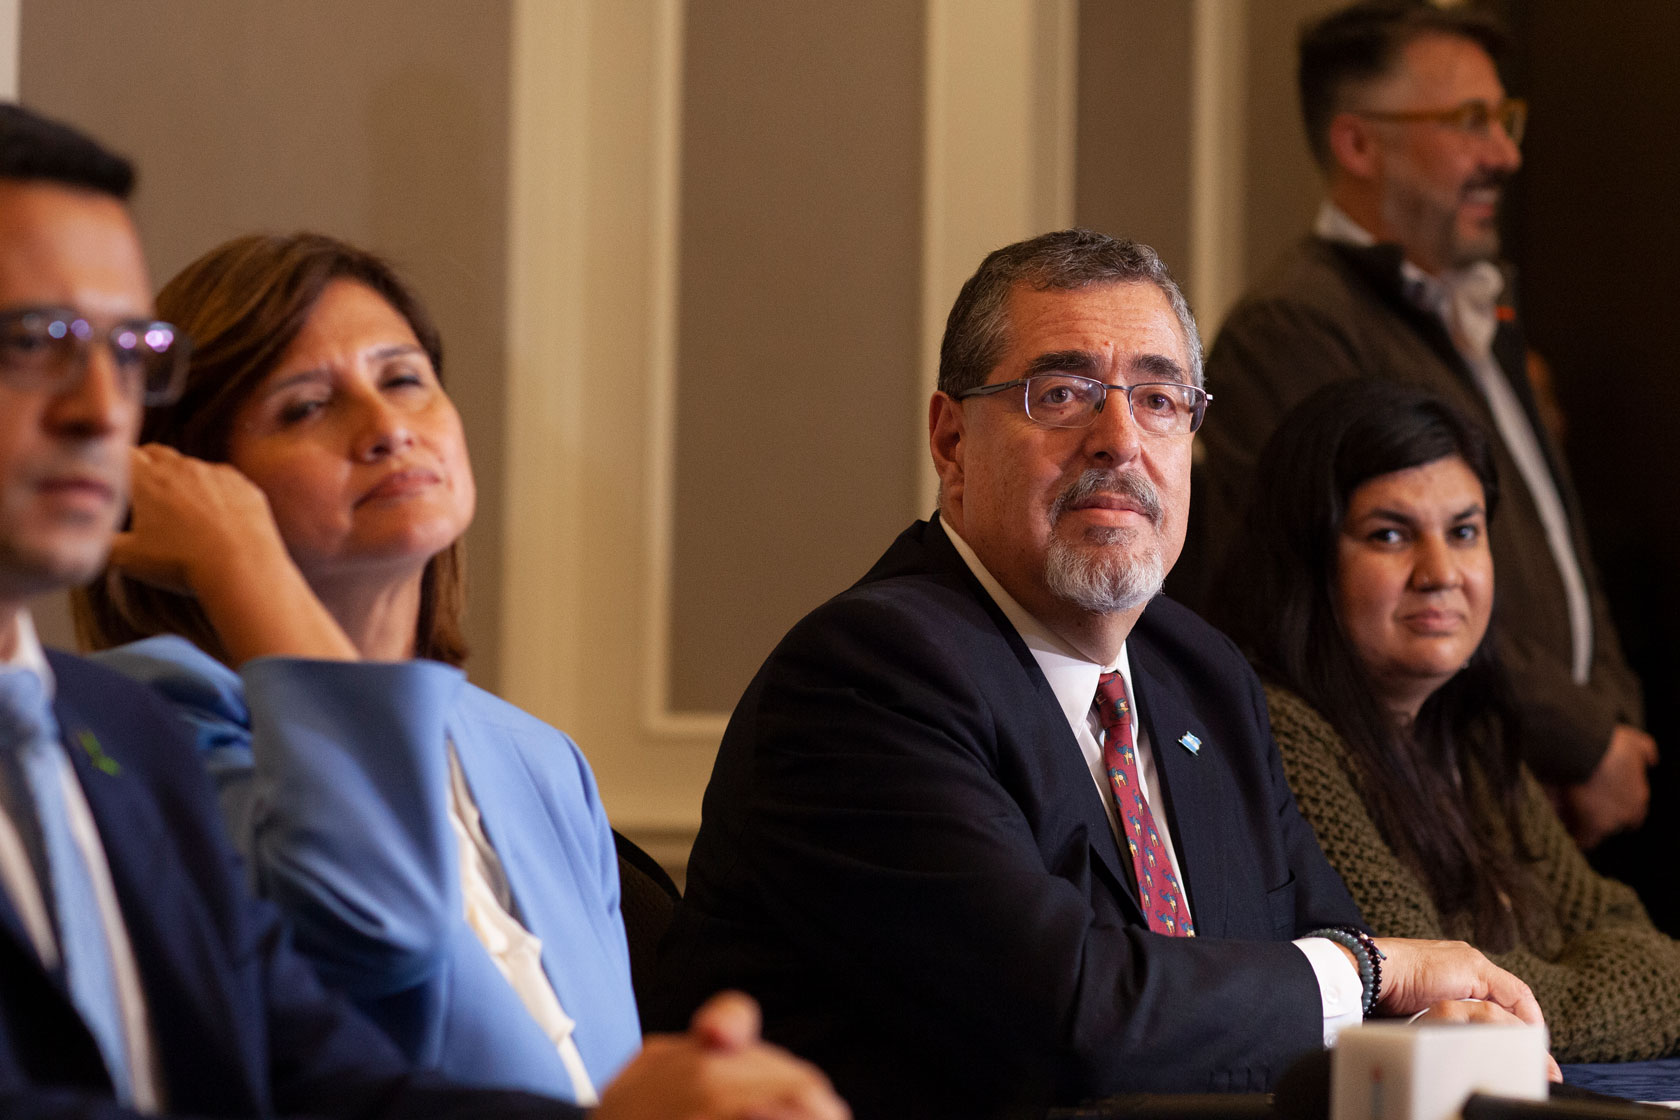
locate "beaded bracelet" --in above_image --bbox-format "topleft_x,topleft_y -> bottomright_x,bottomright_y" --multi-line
1307,926 -> 1386,1018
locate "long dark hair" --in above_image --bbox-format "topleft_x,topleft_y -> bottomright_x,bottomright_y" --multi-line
1210,380 -> 1537,951
74,232 -> 468,667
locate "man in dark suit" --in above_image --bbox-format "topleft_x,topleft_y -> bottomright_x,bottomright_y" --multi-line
654,230 -> 1547,1118
1191,1 -> 1652,849
0,102 -> 846,1120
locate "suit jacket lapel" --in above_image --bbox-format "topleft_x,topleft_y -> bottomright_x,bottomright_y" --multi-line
0,849 -> 38,970
53,699 -> 259,1110
1128,645 -> 1228,939
905,519 -> 1141,919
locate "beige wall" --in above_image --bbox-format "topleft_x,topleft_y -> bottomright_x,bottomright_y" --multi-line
1242,0 -> 1341,284
1075,2 -> 1194,285
0,1 -> 13,100
18,0 -> 513,687
669,0 -> 926,712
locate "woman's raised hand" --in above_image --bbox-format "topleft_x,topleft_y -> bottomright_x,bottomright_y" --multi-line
109,444 -> 289,595
106,444 -> 359,664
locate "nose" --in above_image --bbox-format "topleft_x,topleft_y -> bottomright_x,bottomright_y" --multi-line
1487,118 -> 1522,172
354,396 -> 416,461
1410,534 -> 1462,592
42,344 -> 136,439
1080,386 -> 1145,465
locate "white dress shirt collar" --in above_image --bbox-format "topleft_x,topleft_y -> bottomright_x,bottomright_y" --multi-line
1314,200 -> 1505,353
937,519 -> 1131,692
3,610 -> 54,691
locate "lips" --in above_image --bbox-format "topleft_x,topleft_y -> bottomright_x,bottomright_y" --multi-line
1399,607 -> 1466,635
357,466 -> 442,506
1067,494 -> 1148,517
33,468 -> 118,510
1459,173 -> 1507,218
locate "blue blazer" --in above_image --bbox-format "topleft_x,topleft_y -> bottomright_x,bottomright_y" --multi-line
654,518 -> 1365,1119
0,650 -> 576,1118
95,637 -> 641,1101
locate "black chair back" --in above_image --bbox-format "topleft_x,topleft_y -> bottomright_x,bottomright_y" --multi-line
612,828 -> 681,1030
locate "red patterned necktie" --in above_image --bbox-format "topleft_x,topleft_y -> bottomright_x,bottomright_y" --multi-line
1093,671 -> 1194,937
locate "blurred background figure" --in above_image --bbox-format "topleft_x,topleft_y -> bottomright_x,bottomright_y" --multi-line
1212,380 -> 1680,1064
1192,0 -> 1654,852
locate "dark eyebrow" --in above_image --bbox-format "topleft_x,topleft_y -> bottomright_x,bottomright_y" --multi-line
1358,502 -> 1486,526
1132,353 -> 1188,384
372,343 -> 425,363
1358,506 -> 1418,527
259,368 -> 330,398
1023,350 -> 1100,377
1021,349 -> 1189,385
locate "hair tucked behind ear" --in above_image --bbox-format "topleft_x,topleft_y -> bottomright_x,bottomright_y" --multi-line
73,232 -> 469,667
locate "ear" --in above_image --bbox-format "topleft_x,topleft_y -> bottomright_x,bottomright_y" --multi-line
1327,111 -> 1381,181
929,390 -> 967,518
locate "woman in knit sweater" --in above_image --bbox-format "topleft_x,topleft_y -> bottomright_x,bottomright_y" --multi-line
1211,380 -> 1680,1063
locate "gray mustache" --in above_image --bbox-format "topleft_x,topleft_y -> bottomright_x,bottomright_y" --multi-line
1050,469 -> 1164,529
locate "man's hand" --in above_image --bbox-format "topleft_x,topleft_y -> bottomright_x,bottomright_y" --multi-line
592,992 -> 849,1120
1372,938 -> 1543,1027
1415,1000 -> 1562,1082
1560,724 -> 1658,850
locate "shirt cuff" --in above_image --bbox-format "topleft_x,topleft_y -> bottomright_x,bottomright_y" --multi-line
1295,935 -> 1364,1046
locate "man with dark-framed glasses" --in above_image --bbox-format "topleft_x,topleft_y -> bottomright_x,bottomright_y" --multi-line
654,228 -> 1548,1119
1193,0 -> 1652,852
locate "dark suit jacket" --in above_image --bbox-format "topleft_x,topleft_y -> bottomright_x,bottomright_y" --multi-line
1192,236 -> 1643,784
652,519 -> 1363,1119
0,650 -> 573,1119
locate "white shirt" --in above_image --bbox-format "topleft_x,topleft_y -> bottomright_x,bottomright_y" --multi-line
938,522 -> 1363,1042
1315,201 -> 1593,682
447,749 -> 598,1104
0,610 -> 162,1111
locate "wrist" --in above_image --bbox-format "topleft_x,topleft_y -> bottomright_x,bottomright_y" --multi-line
1307,926 -> 1386,1017
191,551 -> 358,664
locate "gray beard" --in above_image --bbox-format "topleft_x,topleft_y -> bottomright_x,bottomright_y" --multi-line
1045,525 -> 1164,614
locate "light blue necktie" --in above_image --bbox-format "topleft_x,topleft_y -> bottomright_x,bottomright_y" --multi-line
0,669 -> 132,1103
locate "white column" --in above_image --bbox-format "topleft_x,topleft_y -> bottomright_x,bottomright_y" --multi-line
502,0 -> 703,864
918,0 -> 1077,512
0,0 -> 19,100
1188,0 -> 1250,337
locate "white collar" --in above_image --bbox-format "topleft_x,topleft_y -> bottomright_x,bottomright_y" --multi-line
1314,200 -> 1504,353
1313,199 -> 1378,249
1314,201 -> 1503,299
937,519 -> 1131,728
1,611 -> 55,698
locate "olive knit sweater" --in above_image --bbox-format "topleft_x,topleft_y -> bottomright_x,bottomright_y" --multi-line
1266,684 -> 1680,1062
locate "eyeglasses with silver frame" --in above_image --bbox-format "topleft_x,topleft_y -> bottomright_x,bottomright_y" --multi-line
952,372 -> 1211,436
0,306 -> 191,405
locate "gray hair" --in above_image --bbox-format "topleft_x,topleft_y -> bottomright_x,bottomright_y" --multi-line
936,229 -> 1203,396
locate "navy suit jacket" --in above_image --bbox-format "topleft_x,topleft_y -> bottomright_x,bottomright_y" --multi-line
653,519 -> 1363,1119
0,650 -> 574,1119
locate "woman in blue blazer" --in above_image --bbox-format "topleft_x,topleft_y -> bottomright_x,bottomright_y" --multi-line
74,233 -> 641,1103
